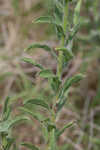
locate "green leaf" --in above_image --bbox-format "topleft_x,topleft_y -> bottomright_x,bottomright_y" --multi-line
57,74 -> 85,111
67,23 -> 80,44
32,16 -> 59,25
59,74 -> 85,99
73,0 -> 82,25
33,16 -> 56,24
22,57 -> 44,70
39,69 -> 55,78
63,74 -> 85,93
56,95 -> 68,113
56,121 -> 75,138
0,116 -> 30,132
21,143 -> 39,150
24,99 -> 50,111
56,47 -> 73,60
49,76 -> 61,93
5,138 -> 14,150
3,97 -> 10,115
56,25 -> 65,39
54,2 -> 63,24
19,107 -> 45,122
24,43 -> 57,59
3,96 -> 12,121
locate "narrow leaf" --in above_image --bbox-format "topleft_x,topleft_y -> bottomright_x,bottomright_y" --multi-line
24,43 -> 57,59
56,47 -> 73,59
3,96 -> 10,115
73,0 -> 82,25
24,99 -> 50,110
39,69 -> 55,78
3,96 -> 11,121
33,16 -> 56,24
56,121 -> 75,138
49,77 -> 61,93
63,74 -> 85,92
22,57 -> 44,70
21,143 -> 39,150
19,107 -> 44,122
0,116 -> 30,132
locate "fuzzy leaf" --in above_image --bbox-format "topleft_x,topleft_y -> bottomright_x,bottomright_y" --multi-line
73,0 -> 82,25
39,69 -> 55,78
63,74 -> 85,93
56,96 -> 68,113
56,25 -> 65,39
33,16 -> 56,24
3,96 -> 12,121
22,57 -> 44,70
3,96 -> 10,115
24,99 -> 50,111
19,107 -> 43,122
24,43 -> 57,59
56,47 -> 73,60
56,121 -> 74,138
21,143 -> 39,150
49,77 -> 61,93
66,23 -> 80,44
0,116 -> 29,132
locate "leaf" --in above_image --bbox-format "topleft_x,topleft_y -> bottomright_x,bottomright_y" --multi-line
3,96 -> 12,121
33,16 -> 57,25
73,0 -> 82,25
19,107 -> 44,122
54,2 -> 63,24
49,76 -> 61,93
22,57 -> 44,70
56,25 -> 65,39
21,143 -> 39,150
56,121 -> 75,138
67,23 -> 80,43
24,99 -> 50,111
3,97 -> 10,115
56,96 -> 68,113
56,47 -> 73,60
57,74 -> 85,112
5,138 -> 14,150
63,74 -> 85,93
39,69 -> 55,78
0,116 -> 30,132
59,74 -> 85,99
24,43 -> 57,59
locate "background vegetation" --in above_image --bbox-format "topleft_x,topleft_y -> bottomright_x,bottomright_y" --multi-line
0,0 -> 100,149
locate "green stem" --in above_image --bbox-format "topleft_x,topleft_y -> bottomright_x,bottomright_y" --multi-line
57,1 -> 69,79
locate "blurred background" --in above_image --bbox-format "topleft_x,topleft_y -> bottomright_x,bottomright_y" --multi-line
0,0 -> 100,150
